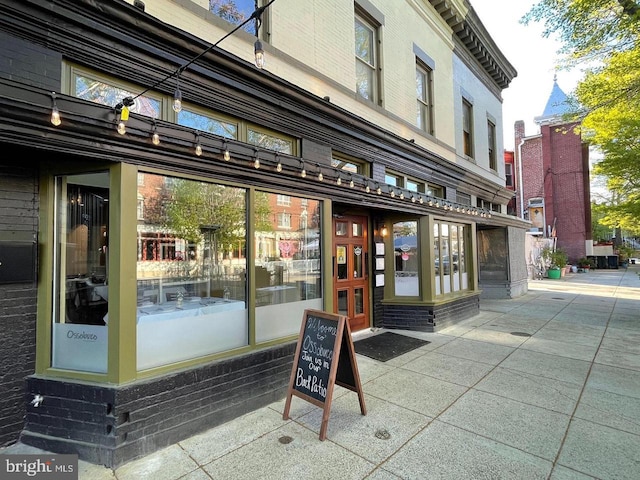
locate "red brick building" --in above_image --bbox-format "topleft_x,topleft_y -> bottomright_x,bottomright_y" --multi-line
511,78 -> 591,263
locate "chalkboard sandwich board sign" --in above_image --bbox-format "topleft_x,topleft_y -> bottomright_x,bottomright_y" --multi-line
282,309 -> 366,440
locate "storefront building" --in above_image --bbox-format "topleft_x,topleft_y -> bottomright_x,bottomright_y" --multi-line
0,0 -> 527,467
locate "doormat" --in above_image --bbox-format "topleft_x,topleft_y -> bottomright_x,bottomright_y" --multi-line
353,332 -> 430,362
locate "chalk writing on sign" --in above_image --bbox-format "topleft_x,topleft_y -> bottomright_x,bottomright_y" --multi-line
293,314 -> 338,402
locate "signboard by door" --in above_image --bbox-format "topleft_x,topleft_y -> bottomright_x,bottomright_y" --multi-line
283,309 -> 366,440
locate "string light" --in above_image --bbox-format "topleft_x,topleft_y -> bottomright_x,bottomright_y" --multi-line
172,71 -> 182,113
275,153 -> 282,172
113,1 -> 275,117
349,175 -> 355,188
411,195 -> 416,203
317,164 -> 323,181
376,183 -> 382,195
365,182 -> 371,193
300,160 -> 306,178
151,122 -> 160,145
50,92 -> 61,126
336,174 -> 342,186
253,149 -> 260,169
419,196 -> 424,204
399,191 -> 404,200
222,140 -> 230,161
254,39 -> 265,69
195,133 -> 202,156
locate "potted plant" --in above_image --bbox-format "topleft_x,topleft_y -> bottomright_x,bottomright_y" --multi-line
577,257 -> 591,272
541,247 -> 568,279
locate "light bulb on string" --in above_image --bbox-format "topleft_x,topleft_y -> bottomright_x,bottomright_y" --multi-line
254,17 -> 265,69
349,175 -> 355,188
365,183 -> 371,193
336,175 -> 342,186
50,92 -> 61,126
173,71 -> 182,113
116,105 -> 129,135
254,39 -> 265,69
275,154 -> 282,172
317,165 -> 323,181
376,184 -> 382,195
151,123 -> 160,145
195,134 -> 202,156
253,150 -> 260,169
300,161 -> 306,178
222,140 -> 230,161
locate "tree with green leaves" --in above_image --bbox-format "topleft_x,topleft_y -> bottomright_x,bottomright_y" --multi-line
163,180 -> 272,260
522,0 -> 640,231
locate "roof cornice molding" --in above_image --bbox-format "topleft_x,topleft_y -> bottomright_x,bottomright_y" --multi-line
428,0 -> 517,89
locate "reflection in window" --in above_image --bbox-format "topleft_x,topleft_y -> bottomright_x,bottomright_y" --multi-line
255,192 -> 322,342
463,99 -> 474,157
355,12 -> 379,102
209,0 -> 262,36
178,109 -> 238,139
434,221 -> 469,295
416,60 -> 433,135
393,221 -> 419,296
73,73 -> 160,118
135,173 -> 248,370
247,128 -> 293,154
52,172 -> 110,374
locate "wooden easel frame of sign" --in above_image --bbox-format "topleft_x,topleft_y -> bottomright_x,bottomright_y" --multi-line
283,309 -> 366,440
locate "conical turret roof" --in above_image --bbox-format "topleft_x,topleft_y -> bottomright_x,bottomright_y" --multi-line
535,75 -> 572,125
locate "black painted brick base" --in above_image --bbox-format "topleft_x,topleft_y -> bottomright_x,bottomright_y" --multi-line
20,342 -> 297,468
380,295 -> 479,332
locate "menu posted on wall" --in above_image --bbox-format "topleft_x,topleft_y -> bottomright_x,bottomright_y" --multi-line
283,309 -> 366,440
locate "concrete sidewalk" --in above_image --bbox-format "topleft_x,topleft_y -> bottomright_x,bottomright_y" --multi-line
4,265 -> 640,479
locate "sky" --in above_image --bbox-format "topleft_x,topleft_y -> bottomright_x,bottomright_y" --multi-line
469,0 -> 585,150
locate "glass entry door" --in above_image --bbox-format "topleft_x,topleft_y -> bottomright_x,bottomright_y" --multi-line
333,215 -> 369,331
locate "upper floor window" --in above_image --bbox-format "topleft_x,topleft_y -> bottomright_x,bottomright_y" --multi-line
355,11 -> 380,104
416,61 -> 433,135
488,120 -> 497,171
178,109 -> 238,139
276,194 -> 291,206
331,156 -> 367,175
277,212 -> 292,228
426,183 -> 444,198
505,163 -> 514,187
385,172 -> 403,187
137,194 -> 145,220
247,126 -> 294,154
72,70 -> 161,118
462,99 -> 474,158
456,192 -> 471,205
406,179 -> 424,193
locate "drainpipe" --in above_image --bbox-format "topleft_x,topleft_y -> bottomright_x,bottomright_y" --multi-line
517,138 -> 525,219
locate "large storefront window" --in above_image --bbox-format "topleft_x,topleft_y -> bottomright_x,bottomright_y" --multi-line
52,172 -> 110,373
434,221 -> 468,295
254,192 -> 322,342
135,173 -> 248,369
393,221 -> 419,296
